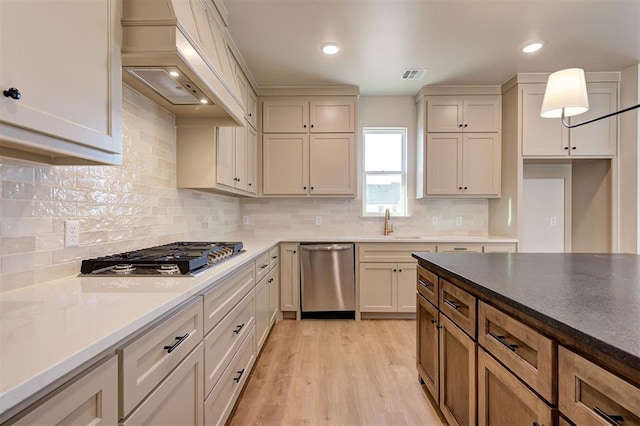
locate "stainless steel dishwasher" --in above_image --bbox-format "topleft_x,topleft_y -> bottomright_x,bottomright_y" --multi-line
300,243 -> 355,319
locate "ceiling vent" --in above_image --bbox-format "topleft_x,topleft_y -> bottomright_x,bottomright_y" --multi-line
402,69 -> 426,80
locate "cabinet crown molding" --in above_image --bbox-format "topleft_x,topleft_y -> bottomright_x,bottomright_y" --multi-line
257,86 -> 360,97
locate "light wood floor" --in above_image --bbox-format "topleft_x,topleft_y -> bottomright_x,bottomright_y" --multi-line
228,319 -> 445,426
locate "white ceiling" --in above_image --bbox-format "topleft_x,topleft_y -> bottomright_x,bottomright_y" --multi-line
222,0 -> 640,96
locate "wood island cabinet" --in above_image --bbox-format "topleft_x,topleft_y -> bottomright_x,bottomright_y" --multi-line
417,293 -> 439,403
0,0 -> 122,165
417,89 -> 502,198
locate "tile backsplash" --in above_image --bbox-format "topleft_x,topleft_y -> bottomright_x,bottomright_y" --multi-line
240,198 -> 488,237
1,88 -> 489,292
0,85 -> 241,292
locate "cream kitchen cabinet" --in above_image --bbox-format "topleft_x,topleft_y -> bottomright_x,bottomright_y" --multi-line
357,243 -> 435,315
262,133 -> 355,196
425,133 -> 501,197
426,96 -> 500,133
232,60 -> 257,130
521,82 -> 617,157
262,98 -> 355,133
417,88 -> 502,199
280,243 -> 300,318
123,344 -> 204,426
359,263 -> 417,313
0,0 -> 122,165
268,247 -> 281,326
177,119 -> 257,197
8,356 -> 118,425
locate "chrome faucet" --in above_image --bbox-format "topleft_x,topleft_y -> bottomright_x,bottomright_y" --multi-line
383,208 -> 394,236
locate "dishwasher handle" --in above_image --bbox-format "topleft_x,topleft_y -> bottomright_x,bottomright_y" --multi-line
300,244 -> 353,251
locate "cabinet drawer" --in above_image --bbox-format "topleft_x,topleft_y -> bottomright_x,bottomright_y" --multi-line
255,252 -> 270,282
357,243 -> 436,263
204,326 -> 256,426
482,243 -> 517,253
437,243 -> 483,253
11,355 -> 118,425
123,344 -> 204,425
478,348 -> 554,426
478,301 -> 557,403
269,246 -> 279,270
440,279 -> 476,338
202,263 -> 255,334
204,288 -> 255,398
119,298 -> 203,418
417,265 -> 439,307
559,346 -> 640,426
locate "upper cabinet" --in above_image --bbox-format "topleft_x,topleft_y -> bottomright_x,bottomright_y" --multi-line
0,0 -> 122,165
176,118 -> 257,197
232,56 -> 258,129
263,98 -> 356,133
417,89 -> 502,198
427,96 -> 500,133
521,82 -> 617,157
261,94 -> 358,198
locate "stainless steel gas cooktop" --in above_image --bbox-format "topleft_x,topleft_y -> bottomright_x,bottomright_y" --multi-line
80,241 -> 244,276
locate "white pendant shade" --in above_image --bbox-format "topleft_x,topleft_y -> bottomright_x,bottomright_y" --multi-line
540,68 -> 589,118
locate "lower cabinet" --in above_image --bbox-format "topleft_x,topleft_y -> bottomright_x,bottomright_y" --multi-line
123,344 -> 204,425
280,243 -> 300,315
477,348 -> 554,426
417,294 -> 439,403
268,266 -> 280,325
559,346 -> 640,426
439,314 -> 476,426
255,271 -> 270,349
359,262 -> 417,313
204,326 -> 256,426
9,355 -> 118,425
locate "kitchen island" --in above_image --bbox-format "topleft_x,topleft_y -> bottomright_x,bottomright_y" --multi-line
413,252 -> 640,426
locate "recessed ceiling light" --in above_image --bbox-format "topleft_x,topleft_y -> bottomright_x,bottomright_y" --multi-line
200,98 -> 208,104
169,71 -> 180,77
321,42 -> 341,55
522,41 -> 545,53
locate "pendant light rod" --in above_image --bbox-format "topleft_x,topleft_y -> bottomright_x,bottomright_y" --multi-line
561,103 -> 640,128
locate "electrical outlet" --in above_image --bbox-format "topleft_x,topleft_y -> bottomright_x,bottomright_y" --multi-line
431,216 -> 438,225
455,216 -> 463,226
242,215 -> 249,225
65,220 -> 79,247
315,216 -> 322,225
550,216 -> 557,226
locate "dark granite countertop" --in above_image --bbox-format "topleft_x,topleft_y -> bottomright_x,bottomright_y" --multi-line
412,253 -> 640,374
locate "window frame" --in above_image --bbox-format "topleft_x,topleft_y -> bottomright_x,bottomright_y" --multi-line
362,127 -> 408,217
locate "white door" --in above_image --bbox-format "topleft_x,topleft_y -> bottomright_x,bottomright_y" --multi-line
521,179 -> 565,252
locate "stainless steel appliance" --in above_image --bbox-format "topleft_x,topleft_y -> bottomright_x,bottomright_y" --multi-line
80,242 -> 244,276
300,243 -> 355,319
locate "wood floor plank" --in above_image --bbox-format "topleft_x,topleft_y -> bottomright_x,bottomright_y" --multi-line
228,320 -> 444,426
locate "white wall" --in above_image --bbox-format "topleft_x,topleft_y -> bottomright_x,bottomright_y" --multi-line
240,96 -> 489,237
619,64 -> 640,253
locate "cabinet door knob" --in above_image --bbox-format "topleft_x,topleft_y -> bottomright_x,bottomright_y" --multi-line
430,319 -> 438,324
311,124 -> 314,128
310,186 -> 314,190
248,183 -> 252,186
248,113 -> 252,117
458,186 -> 463,190
303,124 -> 307,128
564,146 -> 569,150
463,123 -> 468,128
293,250 -> 297,254
458,124 -> 463,128
3,88 -> 21,100
393,269 -> 397,272
464,186 -> 468,190
572,146 -> 577,150
303,186 -> 307,190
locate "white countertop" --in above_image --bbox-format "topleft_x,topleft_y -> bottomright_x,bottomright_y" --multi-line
0,233 -> 515,418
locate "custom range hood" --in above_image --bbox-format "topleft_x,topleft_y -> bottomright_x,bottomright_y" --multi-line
121,0 -> 244,125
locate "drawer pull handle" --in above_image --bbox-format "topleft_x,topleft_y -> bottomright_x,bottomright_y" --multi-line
261,264 -> 268,269
272,256 -> 278,259
233,368 -> 246,383
593,407 -> 624,426
418,279 -> 433,289
453,247 -> 467,251
444,299 -> 461,310
489,332 -> 519,352
163,333 -> 189,353
233,323 -> 245,334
